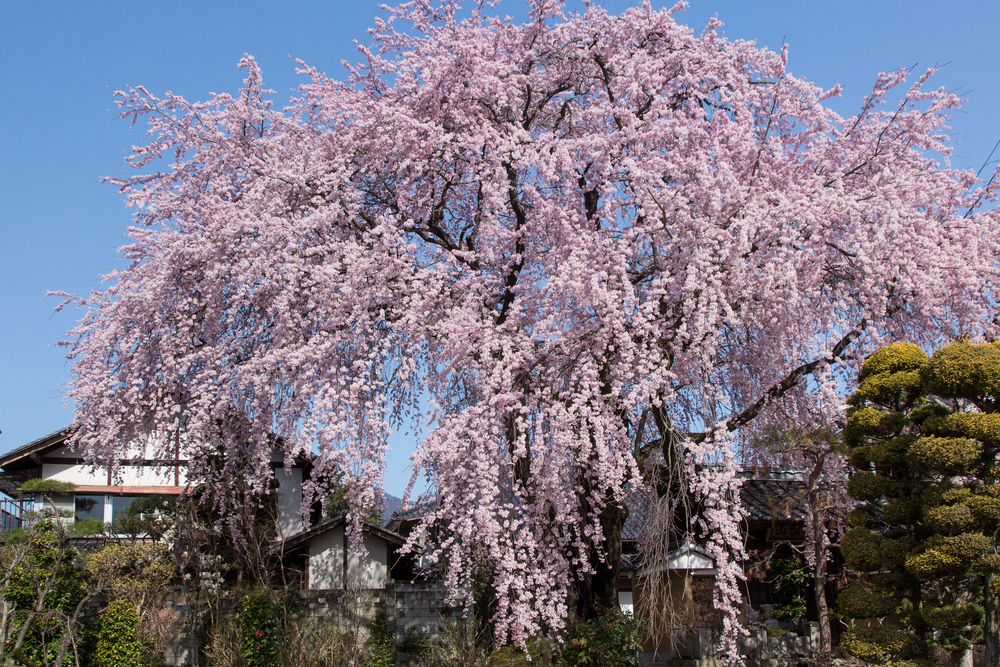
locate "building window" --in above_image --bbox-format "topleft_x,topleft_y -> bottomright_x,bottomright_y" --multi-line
75,494 -> 105,522
111,495 -> 142,524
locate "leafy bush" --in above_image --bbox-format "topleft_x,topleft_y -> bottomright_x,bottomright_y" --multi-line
398,626 -> 433,662
2,518 -> 97,666
279,617 -> 347,667
95,600 -> 148,667
922,603 -> 984,631
557,608 -> 640,667
21,479 -> 78,494
858,343 -> 928,382
906,437 -> 978,475
921,341 -> 1000,403
848,472 -> 896,503
882,498 -> 920,526
840,628 -> 925,664
87,542 -> 174,606
239,590 -> 281,667
362,611 -> 395,667
837,586 -> 898,619
841,528 -> 883,572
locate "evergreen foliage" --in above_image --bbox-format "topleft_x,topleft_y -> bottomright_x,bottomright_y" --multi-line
557,608 -> 641,667
839,342 -> 1000,664
362,611 -> 395,667
1,518 -> 97,666
94,600 -> 147,667
238,589 -> 281,667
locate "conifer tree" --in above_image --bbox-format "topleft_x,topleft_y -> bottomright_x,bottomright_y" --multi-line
840,342 -> 1000,667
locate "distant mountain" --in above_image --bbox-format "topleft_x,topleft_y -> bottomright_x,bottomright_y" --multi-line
382,491 -> 403,524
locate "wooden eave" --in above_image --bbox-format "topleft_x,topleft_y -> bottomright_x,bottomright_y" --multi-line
276,514 -> 406,552
0,427 -> 74,472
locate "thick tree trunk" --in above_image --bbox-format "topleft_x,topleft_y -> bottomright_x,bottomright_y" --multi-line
805,447 -> 834,655
574,498 -> 628,620
809,503 -> 832,653
985,574 -> 999,667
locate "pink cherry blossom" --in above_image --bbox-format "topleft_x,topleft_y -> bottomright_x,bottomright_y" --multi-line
58,0 -> 999,657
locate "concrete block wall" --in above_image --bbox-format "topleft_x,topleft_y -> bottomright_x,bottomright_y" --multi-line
389,581 -> 457,641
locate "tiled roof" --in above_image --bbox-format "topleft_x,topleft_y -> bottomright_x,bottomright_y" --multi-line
621,470 -> 810,542
738,471 -> 808,522
380,471 -> 810,546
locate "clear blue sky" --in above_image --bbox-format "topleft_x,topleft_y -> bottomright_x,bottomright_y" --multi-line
1,0 -> 998,496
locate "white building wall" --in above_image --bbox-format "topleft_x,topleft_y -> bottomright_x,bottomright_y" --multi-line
41,461 -> 184,486
307,527 -> 389,590
40,442 -> 189,487
41,462 -> 105,486
309,525 -> 345,590
348,534 -> 388,588
274,468 -> 303,539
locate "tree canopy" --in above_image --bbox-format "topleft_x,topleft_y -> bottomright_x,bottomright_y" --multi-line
840,342 -> 1000,667
58,0 -> 1000,648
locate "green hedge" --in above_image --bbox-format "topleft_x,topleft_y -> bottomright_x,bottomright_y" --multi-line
95,600 -> 147,667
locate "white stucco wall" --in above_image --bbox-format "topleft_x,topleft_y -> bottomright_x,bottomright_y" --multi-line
307,526 -> 389,590
40,443 -> 189,486
309,525 -> 345,590
349,534 -> 388,589
619,590 -> 634,614
41,461 -> 184,486
274,468 -> 303,539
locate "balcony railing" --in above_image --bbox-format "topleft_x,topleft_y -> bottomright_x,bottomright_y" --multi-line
0,497 -> 34,534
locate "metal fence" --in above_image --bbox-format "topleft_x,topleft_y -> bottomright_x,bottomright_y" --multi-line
0,498 -> 34,534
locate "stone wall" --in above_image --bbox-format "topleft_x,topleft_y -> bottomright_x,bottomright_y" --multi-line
154,584 -> 455,666
388,581 -> 456,642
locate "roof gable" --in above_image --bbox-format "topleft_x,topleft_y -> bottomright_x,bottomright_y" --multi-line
278,514 -> 406,551
0,428 -> 74,472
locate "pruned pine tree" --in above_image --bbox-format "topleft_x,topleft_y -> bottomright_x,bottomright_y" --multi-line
840,342 -> 1000,667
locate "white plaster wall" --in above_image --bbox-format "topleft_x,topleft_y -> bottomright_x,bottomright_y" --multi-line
41,462 -> 184,486
41,463 -> 105,485
309,525 -> 345,590
274,468 -> 303,539
41,441 -> 190,487
307,528 -> 389,590
347,534 -> 388,588
117,465 -> 183,486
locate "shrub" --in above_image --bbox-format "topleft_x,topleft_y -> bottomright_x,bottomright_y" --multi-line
239,590 -> 281,667
558,608 -> 640,667
95,600 -> 148,667
859,343 -> 928,382
849,507 -> 873,528
922,503 -> 974,535
204,615 -> 245,667
837,586 -> 898,619
878,536 -> 915,569
362,611 -> 395,667
2,518 -> 96,666
840,627 -> 925,664
854,369 -> 923,407
922,603 -> 983,631
279,618 -> 347,667
906,437 -> 978,475
841,528 -> 883,572
882,498 -> 920,526
398,626 -> 433,662
921,341 -> 1000,403
848,472 -> 893,503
